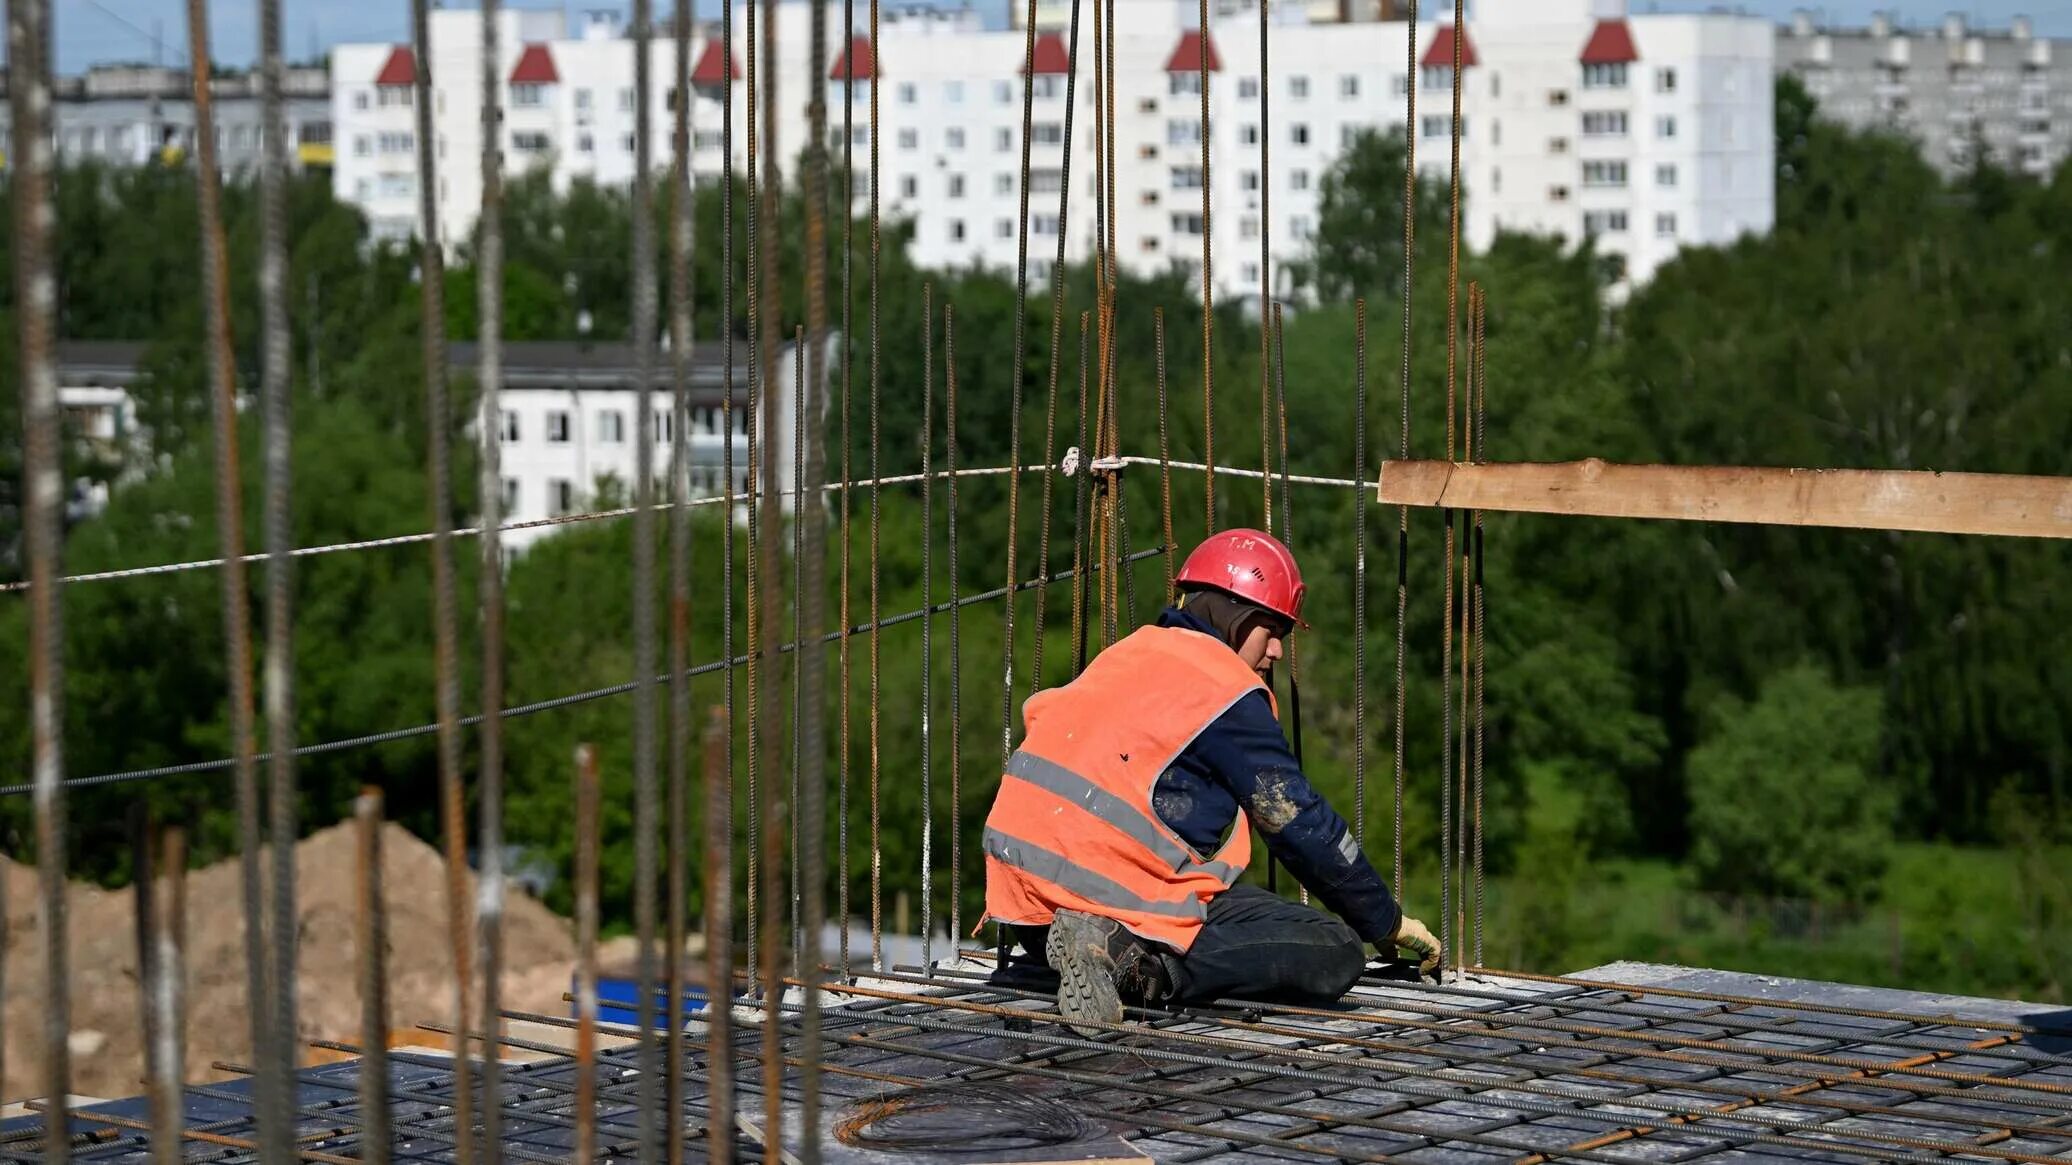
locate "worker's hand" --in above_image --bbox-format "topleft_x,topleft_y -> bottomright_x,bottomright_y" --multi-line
1390,915 -> 1442,975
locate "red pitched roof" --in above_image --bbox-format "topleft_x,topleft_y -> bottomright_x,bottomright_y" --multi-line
690,41 -> 742,86
1163,29 -> 1222,72
830,35 -> 877,81
1419,24 -> 1477,69
374,46 -> 416,87
1579,20 -> 1638,64
1022,31 -> 1071,76
509,43 -> 559,85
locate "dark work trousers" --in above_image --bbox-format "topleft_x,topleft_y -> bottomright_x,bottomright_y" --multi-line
1007,884 -> 1368,1006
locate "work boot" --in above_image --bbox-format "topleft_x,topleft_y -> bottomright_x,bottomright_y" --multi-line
1046,909 -> 1173,1032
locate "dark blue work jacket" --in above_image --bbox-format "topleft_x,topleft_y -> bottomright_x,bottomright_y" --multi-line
1146,606 -> 1403,944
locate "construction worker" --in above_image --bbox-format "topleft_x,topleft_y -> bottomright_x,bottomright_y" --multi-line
985,528 -> 1440,1026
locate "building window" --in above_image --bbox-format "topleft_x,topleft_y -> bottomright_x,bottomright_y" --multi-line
550,479 -> 576,517
950,219 -> 966,242
546,410 -> 572,443
502,478 -> 521,512
899,82 -> 918,104
1289,215 -> 1312,240
1139,97 -> 1158,114
994,80 -> 1013,104
1655,163 -> 1677,187
577,132 -> 595,153
619,88 -> 635,111
1657,115 -> 1677,139
512,83 -> 545,108
996,127 -> 1012,151
946,127 -> 966,150
378,132 -> 415,154
355,90 -> 370,110
1392,74 -> 1409,96
995,172 -> 1014,195
1548,88 -> 1570,107
1421,65 -> 1452,91
1032,75 -> 1062,100
1582,160 -> 1628,187
1238,215 -> 1259,239
500,411 -> 521,442
621,133 -> 637,152
1655,212 -> 1677,237
1239,169 -> 1259,191
1170,166 -> 1204,190
1031,168 -> 1063,193
1141,236 -> 1160,252
1289,75 -> 1310,99
1167,119 -> 1202,145
1582,62 -> 1628,89
996,218 -> 1014,239
1170,212 -> 1204,236
948,174 -> 966,198
1341,124 -> 1358,148
899,128 -> 919,150
1139,189 -> 1159,206
1240,123 -> 1259,145
1032,122 -> 1064,145
1581,111 -> 1628,136
1032,214 -> 1061,235
1139,144 -> 1158,159
695,129 -> 724,151
1238,77 -> 1259,99
1290,123 -> 1310,145
512,131 -> 552,153
900,175 -> 918,198
1656,67 -> 1677,93
354,135 -> 373,157
655,410 -> 672,443
1171,71 -> 1202,97
575,88 -> 593,111
378,86 -> 413,107
1339,74 -> 1359,98
945,80 -> 965,104
1288,168 -> 1311,192
1549,136 -> 1570,154
1549,185 -> 1571,202
1420,115 -> 1447,138
598,410 -> 626,443
1583,209 -> 1628,234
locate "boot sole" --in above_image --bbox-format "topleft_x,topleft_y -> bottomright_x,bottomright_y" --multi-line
1047,909 -> 1124,1032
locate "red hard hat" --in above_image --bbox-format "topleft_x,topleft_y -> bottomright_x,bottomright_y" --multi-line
1175,528 -> 1306,625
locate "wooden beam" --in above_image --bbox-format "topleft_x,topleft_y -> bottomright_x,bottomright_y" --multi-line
1376,459 -> 2072,540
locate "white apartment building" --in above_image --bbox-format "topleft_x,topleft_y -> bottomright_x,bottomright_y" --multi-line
1777,11 -> 2071,179
333,0 -> 1770,292
1,63 -> 333,173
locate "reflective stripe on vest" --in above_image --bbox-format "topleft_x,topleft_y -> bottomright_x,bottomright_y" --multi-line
1002,750 -> 1243,885
982,827 -> 1206,921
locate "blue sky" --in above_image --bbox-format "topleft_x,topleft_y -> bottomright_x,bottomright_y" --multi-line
49,0 -> 2072,72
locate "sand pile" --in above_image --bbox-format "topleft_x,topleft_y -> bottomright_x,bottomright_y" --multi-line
2,820 -> 575,1101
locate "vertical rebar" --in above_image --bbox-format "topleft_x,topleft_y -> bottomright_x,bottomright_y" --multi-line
476,0 -> 511,1152
799,0 -> 834,1116
1440,0 -> 1466,981
1353,299 -> 1369,842
1155,310 -> 1176,594
791,330 -> 807,969
837,0 -> 857,982
355,788 -> 391,1165
743,0 -> 765,984
137,821 -> 185,1165
1393,0 -> 1418,906
1471,287 -> 1488,970
1000,0 -> 1043,798
721,0 -> 742,1013
867,0 -> 886,977
1197,0 -> 1214,535
628,7 -> 664,1161
181,3 -> 266,1154
1271,304 -> 1293,550
131,813 -> 162,1165
945,303 -> 963,963
755,0 -> 788,1118
919,285 -> 936,972
699,707 -> 735,1164
1071,314 -> 1092,677
665,6 -> 697,1164
1031,0 -> 1086,693
573,744 -> 600,1165
257,1 -> 299,1148
1257,0 -> 1273,533
406,0 -> 475,1152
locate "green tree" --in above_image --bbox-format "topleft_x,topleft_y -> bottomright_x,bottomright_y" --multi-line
1687,664 -> 1894,901
1293,126 -> 1451,302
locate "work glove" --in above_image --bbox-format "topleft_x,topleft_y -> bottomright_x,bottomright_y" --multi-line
1389,915 -> 1442,976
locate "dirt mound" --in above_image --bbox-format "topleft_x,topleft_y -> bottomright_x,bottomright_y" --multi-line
3,821 -> 574,1102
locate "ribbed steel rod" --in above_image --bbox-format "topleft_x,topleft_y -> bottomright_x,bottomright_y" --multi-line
573,743 -> 601,1165
354,789 -> 391,1165
699,706 -> 735,1164
477,1 -> 511,1158
919,285 -> 937,971
944,303 -> 964,960
664,7 -> 698,1163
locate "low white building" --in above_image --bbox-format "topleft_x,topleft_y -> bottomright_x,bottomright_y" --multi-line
1777,10 -> 2071,179
457,340 -> 816,551
332,0 -> 1771,290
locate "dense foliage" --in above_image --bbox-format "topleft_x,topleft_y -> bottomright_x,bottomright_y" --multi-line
2,80 -> 2066,999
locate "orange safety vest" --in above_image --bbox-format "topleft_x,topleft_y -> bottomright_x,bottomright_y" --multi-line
984,624 -> 1263,953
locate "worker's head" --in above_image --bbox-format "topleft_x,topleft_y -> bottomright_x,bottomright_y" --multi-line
1174,528 -> 1305,672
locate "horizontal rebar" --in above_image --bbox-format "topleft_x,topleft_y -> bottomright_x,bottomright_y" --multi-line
0,464 -> 1052,595
3,546 -> 1162,797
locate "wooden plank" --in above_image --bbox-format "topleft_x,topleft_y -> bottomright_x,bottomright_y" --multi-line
1375,458 -> 2072,540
